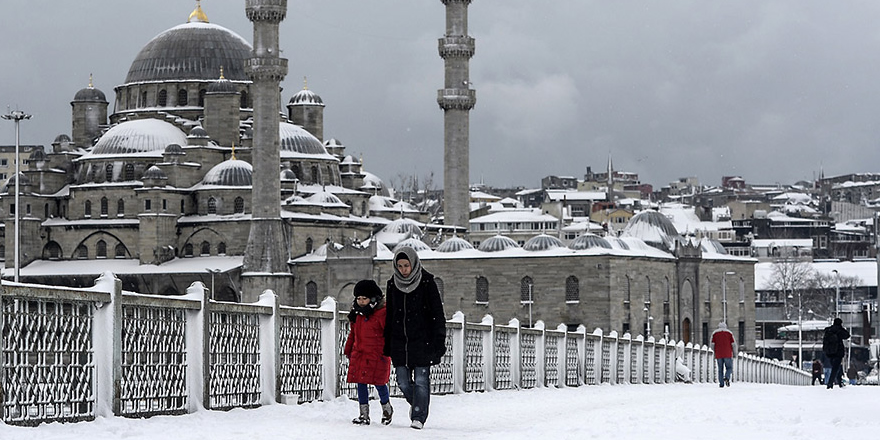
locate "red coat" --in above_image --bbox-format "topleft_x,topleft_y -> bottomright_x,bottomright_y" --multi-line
344,305 -> 391,385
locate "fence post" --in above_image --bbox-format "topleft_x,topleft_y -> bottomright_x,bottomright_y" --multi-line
92,272 -> 122,417
555,323 -> 567,387
256,290 -> 280,405
451,311 -> 466,394
575,325 -> 586,386
181,281 -> 209,412
646,336 -> 656,384
618,332 -> 629,384
319,297 -> 338,401
508,318 -> 522,389
534,320 -> 546,388
482,315 -> 495,392
590,328 -> 604,384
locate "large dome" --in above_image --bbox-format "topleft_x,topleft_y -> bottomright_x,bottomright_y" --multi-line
201,159 -> 253,186
125,22 -> 252,83
280,122 -> 331,156
92,119 -> 188,155
621,210 -> 682,252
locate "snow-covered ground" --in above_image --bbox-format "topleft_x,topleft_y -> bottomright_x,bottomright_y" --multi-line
1,382 -> 876,440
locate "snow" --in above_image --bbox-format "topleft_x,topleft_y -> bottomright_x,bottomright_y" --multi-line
1,383 -> 875,439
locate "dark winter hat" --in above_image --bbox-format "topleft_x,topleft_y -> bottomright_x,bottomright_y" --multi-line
353,279 -> 382,300
395,252 -> 410,262
833,317 -> 843,325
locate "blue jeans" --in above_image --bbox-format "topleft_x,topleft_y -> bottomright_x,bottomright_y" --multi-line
827,356 -> 844,388
823,368 -> 832,385
356,383 -> 389,405
716,357 -> 733,385
395,366 -> 431,423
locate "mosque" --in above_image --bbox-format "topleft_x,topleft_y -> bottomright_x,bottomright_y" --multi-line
0,1 -> 756,350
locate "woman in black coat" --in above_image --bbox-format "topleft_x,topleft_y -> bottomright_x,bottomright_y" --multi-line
383,246 -> 446,430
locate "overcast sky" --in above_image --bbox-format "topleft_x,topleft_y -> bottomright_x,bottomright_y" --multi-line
2,1 -> 880,191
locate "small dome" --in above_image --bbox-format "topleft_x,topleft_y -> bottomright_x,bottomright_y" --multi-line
622,210 -> 683,252
478,235 -> 520,252
289,88 -> 325,107
28,148 -> 47,162
324,138 -> 343,148
305,191 -> 346,206
381,218 -> 424,236
207,75 -> 239,94
92,119 -> 188,155
393,238 -> 431,253
2,172 -> 30,192
569,233 -> 612,250
280,168 -> 297,180
280,122 -> 328,156
436,236 -> 474,253
523,234 -> 564,251
189,126 -> 209,138
53,134 -> 72,144
164,143 -> 185,155
201,159 -> 252,186
341,155 -> 358,165
700,238 -> 728,254
73,86 -> 107,103
143,165 -> 168,180
606,237 -> 630,250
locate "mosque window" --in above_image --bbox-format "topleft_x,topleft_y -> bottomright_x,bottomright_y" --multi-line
475,276 -> 489,304
305,281 -> 318,307
96,240 -> 107,259
240,91 -> 248,108
208,197 -> 217,214
177,89 -> 188,106
84,200 -> 92,218
234,197 -> 244,213
645,276 -> 651,305
117,199 -> 125,217
738,279 -> 745,303
100,197 -> 108,217
158,89 -> 167,107
162,199 -> 167,211
200,241 -> 210,256
624,275 -> 631,304
292,164 -> 301,178
218,242 -> 227,255
140,91 -> 148,107
0,245 -> 4,259
198,89 -> 206,107
327,165 -> 334,184
124,164 -> 134,181
76,244 -> 88,260
565,276 -> 580,303
180,200 -> 185,213
435,277 -> 445,302
361,201 -> 367,216
44,203 -> 49,218
115,244 -> 126,259
105,163 -> 114,182
520,276 -> 533,303
305,237 -> 313,254
145,199 -> 152,211
44,242 -> 62,260
184,243 -> 193,258
311,165 -> 320,184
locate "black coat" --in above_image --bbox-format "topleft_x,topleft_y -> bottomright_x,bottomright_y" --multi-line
383,269 -> 447,368
822,323 -> 851,358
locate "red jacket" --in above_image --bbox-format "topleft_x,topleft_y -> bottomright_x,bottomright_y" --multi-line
344,305 -> 391,385
711,328 -> 736,359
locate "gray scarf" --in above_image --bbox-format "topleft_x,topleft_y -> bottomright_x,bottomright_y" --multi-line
392,246 -> 422,293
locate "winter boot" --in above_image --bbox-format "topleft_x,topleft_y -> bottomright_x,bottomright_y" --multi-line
381,401 -> 393,425
352,404 -> 370,425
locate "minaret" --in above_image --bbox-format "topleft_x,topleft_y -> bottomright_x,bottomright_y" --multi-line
438,0 -> 476,230
242,0 -> 292,302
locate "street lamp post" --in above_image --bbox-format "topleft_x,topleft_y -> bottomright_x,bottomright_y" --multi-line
1,110 -> 31,283
831,269 -> 840,319
206,268 -> 221,300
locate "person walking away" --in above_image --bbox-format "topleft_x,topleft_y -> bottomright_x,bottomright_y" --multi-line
822,317 -> 851,389
711,322 -> 736,387
820,351 -> 832,386
344,280 -> 393,425
811,359 -> 824,385
384,247 -> 446,430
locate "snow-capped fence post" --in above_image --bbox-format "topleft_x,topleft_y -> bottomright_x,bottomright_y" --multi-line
635,335 -> 646,384
534,320 -> 546,388
508,318 -> 522,389
451,311 -> 466,394
183,280 -> 210,412
656,338 -> 667,383
646,336 -> 656,384
554,323 -> 567,387
619,332 -> 630,384
319,297 -> 339,401
256,290 -> 280,405
482,314 -> 495,392
605,330 -> 618,385
92,272 -> 122,417
572,325 -> 587,386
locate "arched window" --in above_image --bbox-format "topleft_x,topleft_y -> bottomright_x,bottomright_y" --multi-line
43,241 -> 62,260
184,243 -> 193,257
305,281 -> 318,307
625,275 -> 631,303
240,90 -> 248,108
311,165 -> 320,184
475,276 -> 489,304
207,197 -> 217,214
520,276 -> 533,303
218,242 -> 227,255
198,89 -> 206,107
305,237 -> 313,254
435,277 -> 445,302
75,244 -> 88,259
105,163 -> 113,182
140,91 -> 147,107
96,240 -> 107,259
158,89 -> 167,107
177,89 -> 188,106
115,243 -> 126,258
292,164 -> 301,178
200,241 -> 210,256
84,200 -> 92,217
234,197 -> 244,213
117,199 -> 125,216
100,197 -> 108,216
645,275 -> 651,305
565,276 -> 580,303
44,203 -> 49,218
124,163 -> 134,181
738,278 -> 745,303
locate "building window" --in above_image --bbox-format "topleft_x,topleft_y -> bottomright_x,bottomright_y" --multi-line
115,243 -> 126,258
738,320 -> 745,343
145,199 -> 152,211
96,240 -> 107,259
702,322 -> 709,346
44,242 -> 62,260
565,276 -> 580,303
158,89 -> 167,107
180,199 -> 185,213
306,281 -> 318,307
105,163 -> 113,182
645,276 -> 651,305
234,197 -> 244,213
240,91 -> 248,108
311,165 -> 320,184
208,197 -> 217,214
100,197 -> 108,217
520,276 -> 533,303
124,163 -> 134,181
177,89 -> 188,106
76,244 -> 88,260
140,91 -> 147,107
218,242 -> 227,255
84,200 -> 91,217
198,89 -> 206,107
184,243 -> 193,257
200,241 -> 210,256
117,199 -> 125,217
475,276 -> 489,304
625,275 -> 631,303
305,237 -> 313,254
162,199 -> 167,211
738,279 -> 745,303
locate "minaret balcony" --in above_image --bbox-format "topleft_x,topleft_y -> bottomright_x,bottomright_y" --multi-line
246,0 -> 287,22
437,88 -> 476,110
245,57 -> 289,81
438,36 -> 475,58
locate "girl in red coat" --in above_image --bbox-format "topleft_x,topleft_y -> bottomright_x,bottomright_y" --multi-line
344,279 -> 393,425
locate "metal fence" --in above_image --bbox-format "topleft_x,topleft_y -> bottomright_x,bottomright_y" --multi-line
0,273 -> 810,426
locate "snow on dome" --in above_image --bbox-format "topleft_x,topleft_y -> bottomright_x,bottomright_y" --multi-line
606,237 -> 630,251
201,159 -> 252,186
523,234 -> 564,251
289,88 -> 325,106
478,235 -> 520,252
305,191 -> 347,207
569,233 -> 612,250
2,172 -> 29,192
143,165 -> 167,180
189,126 -> 209,138
392,238 -> 431,254
280,168 -> 297,180
621,210 -> 683,252
436,236 -> 475,253
164,143 -> 185,155
73,86 -> 107,103
381,218 -> 424,235
341,155 -> 358,165
700,238 -> 728,254
279,122 -> 331,157
92,119 -> 188,155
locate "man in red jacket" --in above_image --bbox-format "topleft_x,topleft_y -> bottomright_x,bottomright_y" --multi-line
711,322 -> 736,388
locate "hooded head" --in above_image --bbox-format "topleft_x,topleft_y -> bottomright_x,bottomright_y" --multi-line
353,279 -> 383,303
392,246 -> 422,293
718,322 -> 728,330
833,317 -> 843,326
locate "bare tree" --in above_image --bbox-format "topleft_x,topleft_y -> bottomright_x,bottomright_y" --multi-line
765,258 -> 813,320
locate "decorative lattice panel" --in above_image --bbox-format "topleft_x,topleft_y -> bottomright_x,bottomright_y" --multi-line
464,328 -> 485,392
493,329 -> 512,390
279,315 -> 323,403
653,346 -> 663,384
630,343 -> 640,384
616,342 -> 627,383
429,330 -> 454,395
208,311 -> 261,409
584,338 -> 597,385
120,305 -> 187,416
565,336 -> 579,387
600,339 -> 612,384
520,332 -> 537,389
642,344 -> 650,383
336,318 -> 357,399
544,334 -> 559,387
2,297 -> 94,425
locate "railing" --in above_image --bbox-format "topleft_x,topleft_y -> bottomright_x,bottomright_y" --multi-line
0,273 -> 810,426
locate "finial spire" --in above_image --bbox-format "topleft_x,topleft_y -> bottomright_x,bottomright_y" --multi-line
219,66 -> 225,80
188,0 -> 209,23
88,73 -> 93,88
231,142 -> 236,160
303,76 -> 309,90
